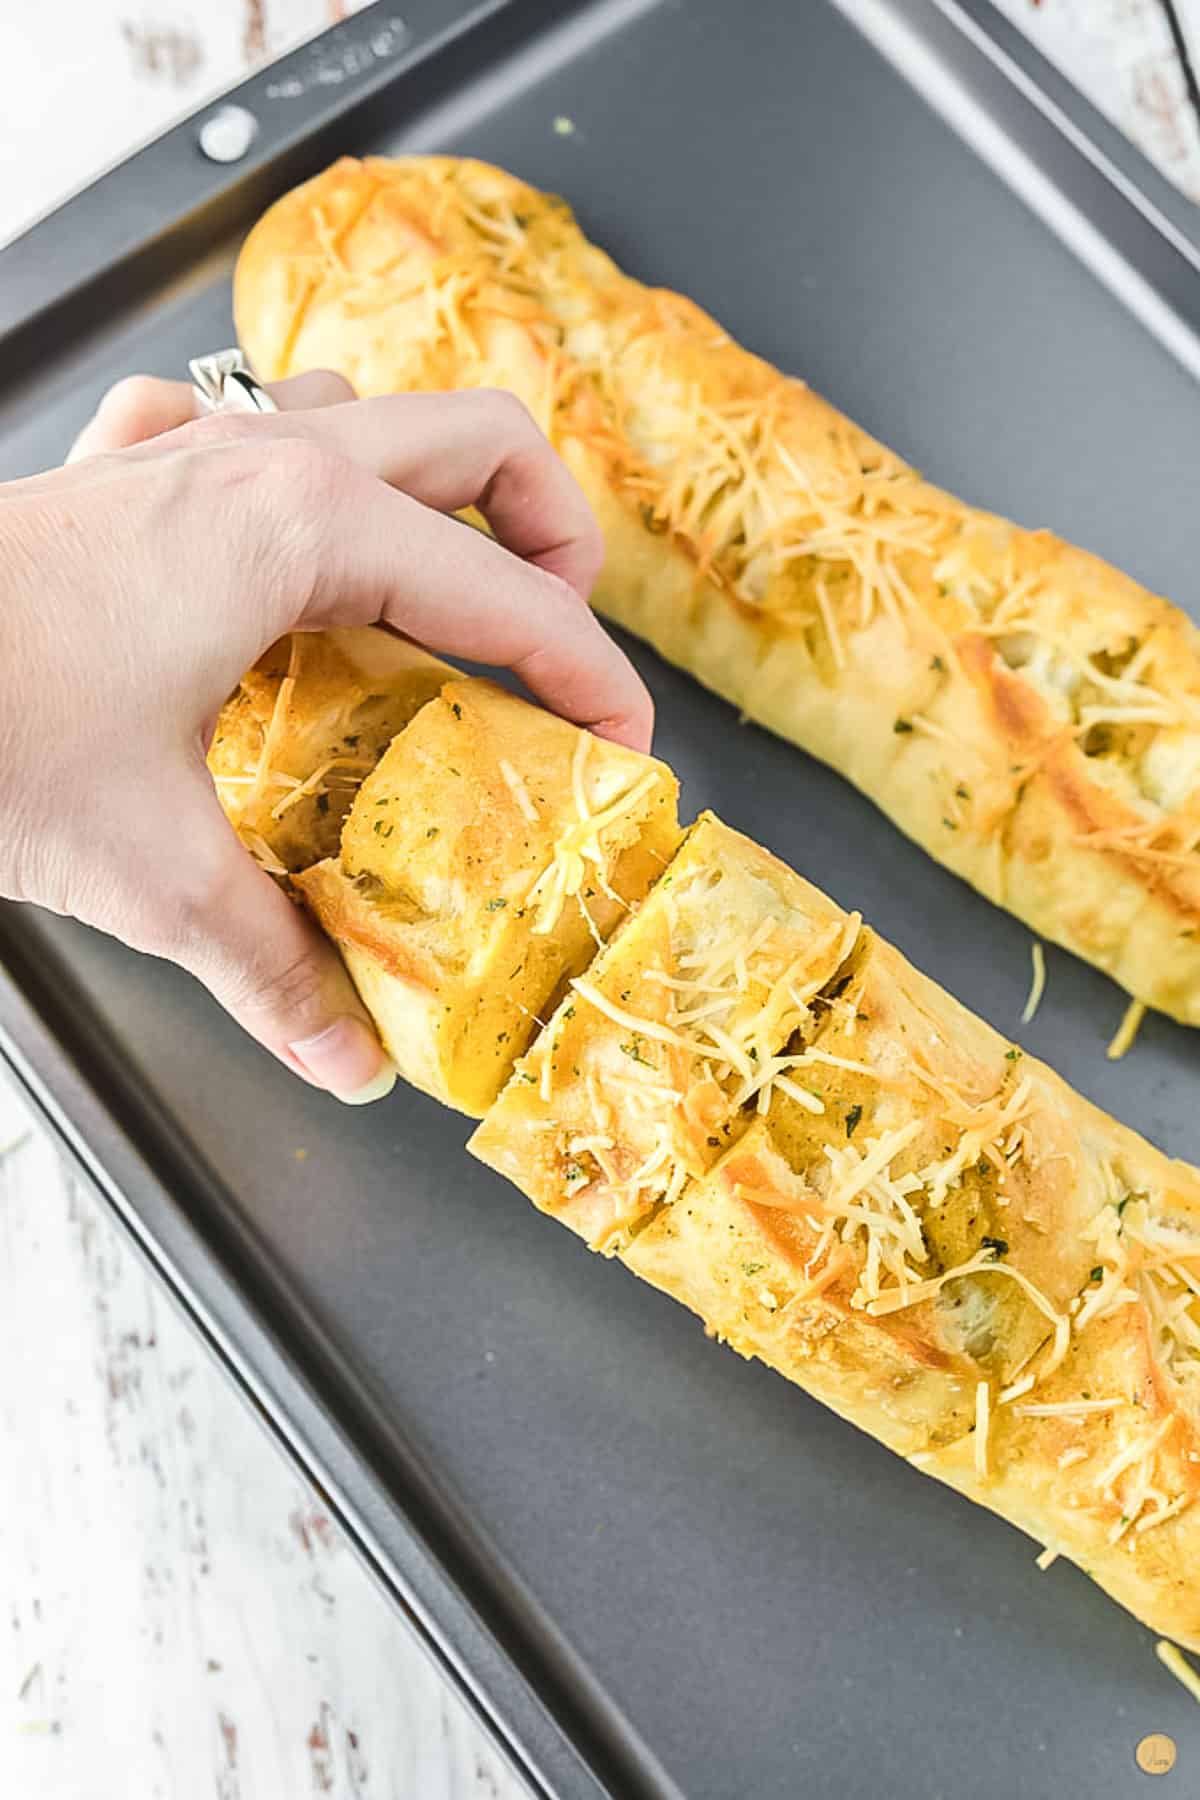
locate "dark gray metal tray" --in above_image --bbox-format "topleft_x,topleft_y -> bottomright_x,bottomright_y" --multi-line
3,3 -> 1200,1794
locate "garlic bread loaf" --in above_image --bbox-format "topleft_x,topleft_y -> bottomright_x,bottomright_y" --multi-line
234,155 -> 1200,1025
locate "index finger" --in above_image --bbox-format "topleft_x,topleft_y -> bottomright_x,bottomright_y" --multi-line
255,445 -> 652,752
279,388 -> 608,599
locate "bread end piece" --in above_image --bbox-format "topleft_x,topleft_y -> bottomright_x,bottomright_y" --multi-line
297,677 -> 680,1115
208,627 -> 456,874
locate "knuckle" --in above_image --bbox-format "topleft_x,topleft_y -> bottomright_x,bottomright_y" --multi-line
151,834 -> 236,950
182,409 -> 255,452
257,434 -> 347,506
310,367 -> 356,403
538,565 -> 589,615
97,373 -> 168,436
227,945 -> 326,1028
195,431 -> 351,535
474,386 -> 539,439
576,516 -> 606,586
158,841 -> 327,1027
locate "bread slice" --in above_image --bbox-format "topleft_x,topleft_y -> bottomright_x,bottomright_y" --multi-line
471,813 -> 857,1250
209,627 -> 456,873
296,678 -> 679,1114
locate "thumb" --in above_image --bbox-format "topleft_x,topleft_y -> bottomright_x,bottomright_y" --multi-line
161,795 -> 396,1104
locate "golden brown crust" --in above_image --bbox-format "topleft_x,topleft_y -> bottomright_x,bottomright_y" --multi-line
236,155 -> 1200,1022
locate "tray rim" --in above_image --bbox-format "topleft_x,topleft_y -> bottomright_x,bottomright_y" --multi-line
6,0 -> 1200,372
3,1 -> 1200,1794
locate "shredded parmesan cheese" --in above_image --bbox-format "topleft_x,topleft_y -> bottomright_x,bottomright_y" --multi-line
499,759 -> 540,824
247,638 -> 301,814
1080,1192 -> 1200,1416
1034,1546 -> 1059,1571
571,902 -> 858,1120
526,764 -> 660,934
974,1381 -> 991,1481
864,1245 -> 1069,1403
269,754 -> 373,821
1020,942 -> 1045,1026
1107,998 -> 1146,1061
1156,1640 -> 1200,1707
240,829 -> 289,877
913,1075 -> 1035,1208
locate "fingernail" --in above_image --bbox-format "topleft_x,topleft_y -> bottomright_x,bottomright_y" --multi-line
288,1017 -> 397,1105
334,1064 -> 399,1106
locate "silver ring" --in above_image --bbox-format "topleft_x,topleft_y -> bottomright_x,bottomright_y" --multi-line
189,348 -> 278,415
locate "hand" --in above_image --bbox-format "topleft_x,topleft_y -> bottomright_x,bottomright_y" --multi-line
0,371 -> 651,1101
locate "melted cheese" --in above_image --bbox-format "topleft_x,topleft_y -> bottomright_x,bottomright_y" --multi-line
863,1245 -> 1068,1387
526,754 -> 662,935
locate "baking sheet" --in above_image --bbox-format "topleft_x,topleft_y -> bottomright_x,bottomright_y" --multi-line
2,1 -> 1200,1794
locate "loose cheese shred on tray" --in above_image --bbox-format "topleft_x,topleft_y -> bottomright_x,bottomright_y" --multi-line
1107,997 -> 1146,1062
1020,941 -> 1046,1026
1156,1640 -> 1200,1707
1035,1546 -> 1059,1571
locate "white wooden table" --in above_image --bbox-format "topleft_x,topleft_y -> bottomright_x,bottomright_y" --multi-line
2,3 -> 1200,1795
